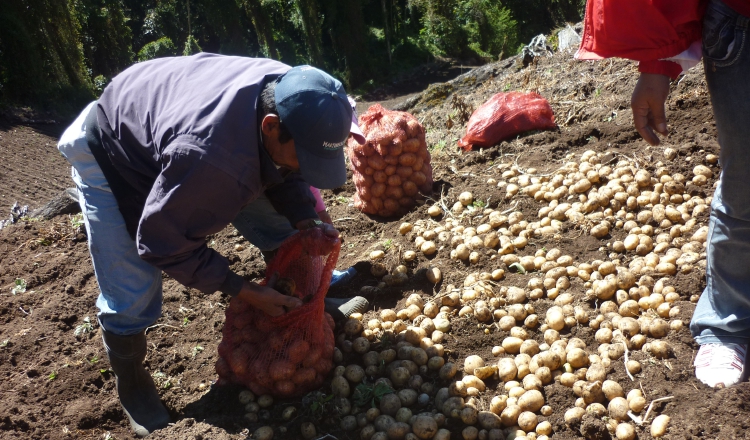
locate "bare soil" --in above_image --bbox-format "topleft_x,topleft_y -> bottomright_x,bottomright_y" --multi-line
2,49 -> 747,440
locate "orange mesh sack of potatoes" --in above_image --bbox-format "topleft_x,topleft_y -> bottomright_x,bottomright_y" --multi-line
346,104 -> 433,217
215,228 -> 339,397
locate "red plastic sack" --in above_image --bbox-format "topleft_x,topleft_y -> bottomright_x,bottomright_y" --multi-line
347,104 -> 433,217
215,228 -> 339,397
458,92 -> 556,151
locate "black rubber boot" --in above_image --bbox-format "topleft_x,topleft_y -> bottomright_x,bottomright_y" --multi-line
324,296 -> 370,322
101,330 -> 171,437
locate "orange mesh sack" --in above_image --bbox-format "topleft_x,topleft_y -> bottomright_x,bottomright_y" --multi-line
347,104 -> 433,217
458,91 -> 557,151
215,228 -> 339,397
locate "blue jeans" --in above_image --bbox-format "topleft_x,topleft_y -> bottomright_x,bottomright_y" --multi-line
690,0 -> 750,344
57,103 -> 297,335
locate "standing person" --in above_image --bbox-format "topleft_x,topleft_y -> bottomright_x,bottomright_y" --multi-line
57,53 -> 367,436
577,0 -> 750,388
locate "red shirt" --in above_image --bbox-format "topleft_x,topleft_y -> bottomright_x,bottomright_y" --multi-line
725,0 -> 750,16
577,0 -> 749,78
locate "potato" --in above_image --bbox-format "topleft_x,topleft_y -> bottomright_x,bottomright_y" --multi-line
477,411 -> 503,430
442,396 -> 465,415
629,396 -> 646,413
374,414 -> 396,432
583,381 -> 605,405
546,307 -> 565,331
490,395 -> 508,415
502,337 -> 524,354
497,358 -> 518,382
459,192 -> 474,206
500,405 -> 522,427
253,426 -> 274,440
649,318 -> 670,338
615,423 -> 636,440
238,390 -> 255,405
421,241 -> 437,255
460,406 -> 479,425
602,380 -> 624,400
566,348 -> 588,368
345,365 -> 366,383
564,407 -> 586,426
426,267 -> 442,284
370,250 -> 386,260
412,415 -> 438,439
379,393 -> 402,416
331,376 -> 351,398
390,367 -> 411,388
300,421 -> 317,439
398,223 -> 414,235
433,429 -> 451,440
646,340 -> 671,359
474,365 -> 497,380
462,375 -> 486,392
340,415 -> 358,431
464,355 -> 485,374
257,394 -> 274,408
533,421 -> 552,437
517,389 -> 544,413
353,337 -> 371,354
462,426 -> 478,440
608,397 -> 629,421
651,414 -> 670,437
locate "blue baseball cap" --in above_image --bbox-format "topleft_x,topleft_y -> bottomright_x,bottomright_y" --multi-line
275,65 -> 364,189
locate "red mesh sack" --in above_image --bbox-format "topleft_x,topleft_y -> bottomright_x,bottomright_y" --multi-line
346,104 -> 433,217
458,92 -> 557,151
215,228 -> 339,397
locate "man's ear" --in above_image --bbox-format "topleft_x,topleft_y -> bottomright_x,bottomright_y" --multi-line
261,114 -> 281,137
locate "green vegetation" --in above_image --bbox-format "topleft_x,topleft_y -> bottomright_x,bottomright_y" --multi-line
382,238 -> 393,252
191,345 -> 204,358
352,381 -> 394,408
11,278 -> 27,295
70,213 -> 85,232
0,0 -> 584,114
74,316 -> 94,338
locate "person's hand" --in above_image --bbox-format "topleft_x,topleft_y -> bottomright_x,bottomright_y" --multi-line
631,73 -> 672,146
317,209 -> 333,225
296,218 -> 339,239
236,275 -> 302,317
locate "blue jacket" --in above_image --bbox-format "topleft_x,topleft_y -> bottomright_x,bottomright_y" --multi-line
95,53 -> 318,296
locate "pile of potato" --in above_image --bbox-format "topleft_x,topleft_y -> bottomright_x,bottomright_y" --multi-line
347,104 -> 433,217
229,148 -> 714,438
216,297 -> 337,397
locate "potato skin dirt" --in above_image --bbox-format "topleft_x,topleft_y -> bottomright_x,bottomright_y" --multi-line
0,49 -> 746,440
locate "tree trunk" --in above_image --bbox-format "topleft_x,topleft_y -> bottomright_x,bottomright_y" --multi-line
242,0 -> 279,59
380,0 -> 391,64
321,0 -> 368,86
294,0 -> 323,66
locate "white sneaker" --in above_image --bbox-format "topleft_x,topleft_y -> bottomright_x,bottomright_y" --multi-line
694,343 -> 748,388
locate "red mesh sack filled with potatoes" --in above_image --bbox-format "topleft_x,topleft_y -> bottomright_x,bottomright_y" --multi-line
458,91 -> 557,151
347,104 -> 433,217
215,228 -> 339,397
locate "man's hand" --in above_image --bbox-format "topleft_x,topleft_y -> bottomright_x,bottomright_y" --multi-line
296,218 -> 339,239
236,277 -> 302,317
631,73 -> 672,146
317,209 -> 333,225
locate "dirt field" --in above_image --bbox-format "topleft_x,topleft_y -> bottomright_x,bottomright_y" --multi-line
2,48 -> 750,440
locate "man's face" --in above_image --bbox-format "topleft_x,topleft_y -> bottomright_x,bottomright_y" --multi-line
261,114 -> 300,171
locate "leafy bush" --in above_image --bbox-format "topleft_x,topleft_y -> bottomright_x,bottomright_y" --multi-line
137,37 -> 177,62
